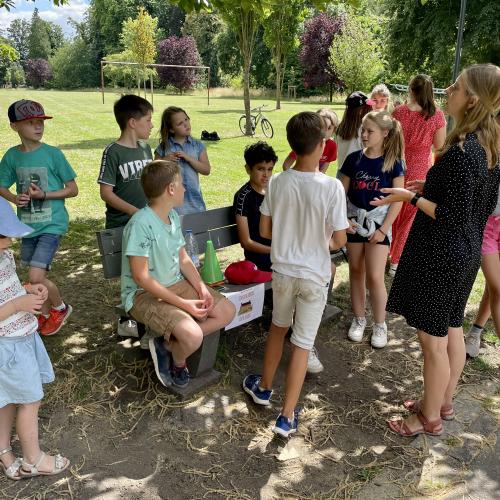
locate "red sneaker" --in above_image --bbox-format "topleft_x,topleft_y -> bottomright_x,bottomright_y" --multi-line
37,314 -> 48,332
40,305 -> 73,336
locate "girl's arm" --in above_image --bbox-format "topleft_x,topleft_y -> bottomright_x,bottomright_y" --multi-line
235,215 -> 271,254
0,294 -> 44,320
282,154 -> 295,171
433,125 -> 446,150
176,149 -> 211,175
319,162 -> 330,173
29,179 -> 78,200
340,174 -> 350,193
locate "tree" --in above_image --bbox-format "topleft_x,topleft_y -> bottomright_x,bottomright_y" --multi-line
120,7 -> 158,94
1,0 -> 68,10
263,0 -> 305,109
104,50 -> 144,89
157,36 -> 202,92
7,19 -> 30,66
46,23 -> 65,56
299,12 -> 344,101
28,8 -> 51,60
25,58 -> 52,87
329,15 -> 384,93
0,37 -> 18,85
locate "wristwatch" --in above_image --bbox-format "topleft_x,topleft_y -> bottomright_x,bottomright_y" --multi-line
410,193 -> 422,206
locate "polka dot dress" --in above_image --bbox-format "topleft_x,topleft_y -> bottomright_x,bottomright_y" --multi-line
387,133 -> 500,337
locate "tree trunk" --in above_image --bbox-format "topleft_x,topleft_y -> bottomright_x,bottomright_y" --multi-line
243,57 -> 252,135
275,56 -> 281,110
329,82 -> 333,103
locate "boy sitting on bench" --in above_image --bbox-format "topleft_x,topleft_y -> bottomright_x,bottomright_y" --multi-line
121,160 -> 235,389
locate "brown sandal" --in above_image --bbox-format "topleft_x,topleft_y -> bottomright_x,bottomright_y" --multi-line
404,399 -> 455,421
388,410 -> 443,437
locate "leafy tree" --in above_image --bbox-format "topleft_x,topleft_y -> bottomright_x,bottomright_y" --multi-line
263,0 -> 305,109
383,0 -> 500,87
25,58 -> 52,87
329,15 -> 384,93
8,63 -> 25,87
0,0 -> 68,10
50,38 -> 97,88
7,19 -> 30,66
46,23 -> 65,55
0,37 -> 18,85
104,50 -> 144,88
28,8 -> 51,60
299,12 -> 344,101
157,36 -> 202,92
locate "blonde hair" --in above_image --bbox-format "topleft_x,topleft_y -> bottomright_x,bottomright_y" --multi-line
441,64 -> 500,169
363,111 -> 405,173
371,83 -> 391,99
317,107 -> 339,130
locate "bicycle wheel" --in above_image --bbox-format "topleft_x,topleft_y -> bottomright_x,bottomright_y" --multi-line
261,118 -> 274,138
239,115 -> 256,135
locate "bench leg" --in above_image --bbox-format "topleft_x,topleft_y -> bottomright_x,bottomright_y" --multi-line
187,330 -> 221,377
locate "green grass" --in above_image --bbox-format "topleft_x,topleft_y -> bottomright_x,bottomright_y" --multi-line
0,89 -> 345,223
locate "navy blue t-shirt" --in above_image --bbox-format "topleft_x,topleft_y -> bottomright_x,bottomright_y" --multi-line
340,150 -> 405,210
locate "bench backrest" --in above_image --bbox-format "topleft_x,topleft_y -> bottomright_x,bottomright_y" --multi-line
96,206 -> 238,280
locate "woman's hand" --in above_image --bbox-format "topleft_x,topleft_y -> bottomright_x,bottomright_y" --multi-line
370,188 -> 414,207
368,228 -> 386,244
406,180 -> 425,194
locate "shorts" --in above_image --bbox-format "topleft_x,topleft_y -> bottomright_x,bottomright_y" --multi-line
129,279 -> 225,341
482,215 -> 500,255
0,333 -> 54,408
347,223 -> 390,246
271,272 -> 328,350
21,233 -> 62,270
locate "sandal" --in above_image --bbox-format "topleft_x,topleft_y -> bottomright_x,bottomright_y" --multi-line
388,410 -> 443,437
404,399 -> 455,421
20,451 -> 70,477
0,447 -> 22,481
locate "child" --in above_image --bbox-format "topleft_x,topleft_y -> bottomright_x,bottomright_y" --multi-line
0,100 -> 77,336
233,141 -> 277,272
121,160 -> 235,388
370,83 -> 391,111
98,94 -> 154,229
340,110 -> 405,348
336,92 -> 374,174
465,187 -> 500,356
243,112 -> 348,437
0,197 -> 70,480
155,106 -> 211,215
282,108 -> 338,173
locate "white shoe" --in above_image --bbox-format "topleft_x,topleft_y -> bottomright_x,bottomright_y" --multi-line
348,317 -> 366,342
371,322 -> 388,348
465,331 -> 481,358
307,347 -> 324,373
388,263 -> 398,277
117,318 -> 139,338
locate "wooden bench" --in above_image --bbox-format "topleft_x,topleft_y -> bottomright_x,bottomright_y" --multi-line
96,206 -> 342,398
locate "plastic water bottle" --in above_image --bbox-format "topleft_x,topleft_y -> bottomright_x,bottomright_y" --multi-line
185,229 -> 200,268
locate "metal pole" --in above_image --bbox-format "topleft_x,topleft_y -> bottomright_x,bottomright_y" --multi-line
100,61 -> 105,104
207,68 -> 210,107
150,74 -> 154,107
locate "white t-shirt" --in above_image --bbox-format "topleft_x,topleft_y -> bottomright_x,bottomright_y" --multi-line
336,128 -> 363,172
260,169 -> 348,285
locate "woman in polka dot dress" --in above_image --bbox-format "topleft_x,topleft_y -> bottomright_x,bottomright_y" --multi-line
371,64 -> 500,437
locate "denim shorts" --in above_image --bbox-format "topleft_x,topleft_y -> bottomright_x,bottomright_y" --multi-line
271,272 -> 328,350
0,333 -> 54,408
21,233 -> 62,270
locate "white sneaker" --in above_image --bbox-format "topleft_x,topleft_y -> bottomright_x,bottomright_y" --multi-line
348,317 -> 367,342
465,331 -> 481,358
388,263 -> 398,277
371,322 -> 388,348
307,347 -> 324,373
117,318 -> 139,338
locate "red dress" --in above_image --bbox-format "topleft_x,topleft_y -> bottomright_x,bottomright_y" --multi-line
391,105 -> 446,264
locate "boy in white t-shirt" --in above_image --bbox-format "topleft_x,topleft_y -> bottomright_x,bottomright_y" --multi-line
242,112 -> 348,437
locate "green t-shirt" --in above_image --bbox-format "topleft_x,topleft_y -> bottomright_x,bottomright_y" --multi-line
97,141 -> 153,229
0,143 -> 77,237
121,206 -> 185,312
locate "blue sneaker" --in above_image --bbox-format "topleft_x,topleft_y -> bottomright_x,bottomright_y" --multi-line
273,409 -> 299,437
172,366 -> 190,388
242,374 -> 272,406
149,337 -> 173,387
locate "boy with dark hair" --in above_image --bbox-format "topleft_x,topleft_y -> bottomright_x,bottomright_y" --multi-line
242,112 -> 348,436
121,160 -> 235,388
0,99 -> 78,336
98,94 -> 154,229
233,141 -> 277,272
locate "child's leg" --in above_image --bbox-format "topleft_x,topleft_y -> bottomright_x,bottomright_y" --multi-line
198,298 -> 236,335
473,285 -> 491,328
281,345 -> 309,418
347,243 -> 366,317
364,244 -> 390,324
28,267 -> 63,313
260,322 -> 291,389
169,318 -> 204,366
482,253 -> 500,337
0,404 -> 16,468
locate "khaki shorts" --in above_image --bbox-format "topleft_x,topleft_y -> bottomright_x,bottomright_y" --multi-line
129,280 -> 224,341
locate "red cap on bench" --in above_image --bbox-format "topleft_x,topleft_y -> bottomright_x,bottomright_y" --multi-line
225,260 -> 272,285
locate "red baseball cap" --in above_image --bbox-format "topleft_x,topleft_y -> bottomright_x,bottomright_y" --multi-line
224,260 -> 272,285
8,100 -> 52,123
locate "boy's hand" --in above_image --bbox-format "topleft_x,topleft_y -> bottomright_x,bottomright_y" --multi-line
15,193 -> 30,207
28,183 -> 45,199
347,219 -> 358,234
25,283 -> 48,301
12,294 -> 44,314
198,283 -> 214,311
181,299 -> 209,321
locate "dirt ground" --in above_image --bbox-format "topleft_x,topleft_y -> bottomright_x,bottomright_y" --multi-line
1,220 -> 499,500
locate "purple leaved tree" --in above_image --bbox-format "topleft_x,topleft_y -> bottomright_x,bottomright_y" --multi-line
299,13 -> 344,101
157,36 -> 202,92
25,58 -> 52,88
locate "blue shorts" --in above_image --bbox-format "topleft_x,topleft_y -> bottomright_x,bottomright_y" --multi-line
21,233 -> 61,270
0,333 -> 54,408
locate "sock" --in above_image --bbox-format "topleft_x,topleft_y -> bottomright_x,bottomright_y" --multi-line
469,324 -> 483,336
53,302 -> 66,312
375,322 -> 387,328
173,362 -> 187,373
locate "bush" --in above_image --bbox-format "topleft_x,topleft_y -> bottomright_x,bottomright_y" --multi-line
25,58 -> 52,88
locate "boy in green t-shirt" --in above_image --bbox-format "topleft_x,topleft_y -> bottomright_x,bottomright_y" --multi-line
98,95 -> 154,229
121,160 -> 235,388
0,100 -> 78,336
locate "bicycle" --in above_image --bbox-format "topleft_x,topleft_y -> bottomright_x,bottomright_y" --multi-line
239,105 -> 274,138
